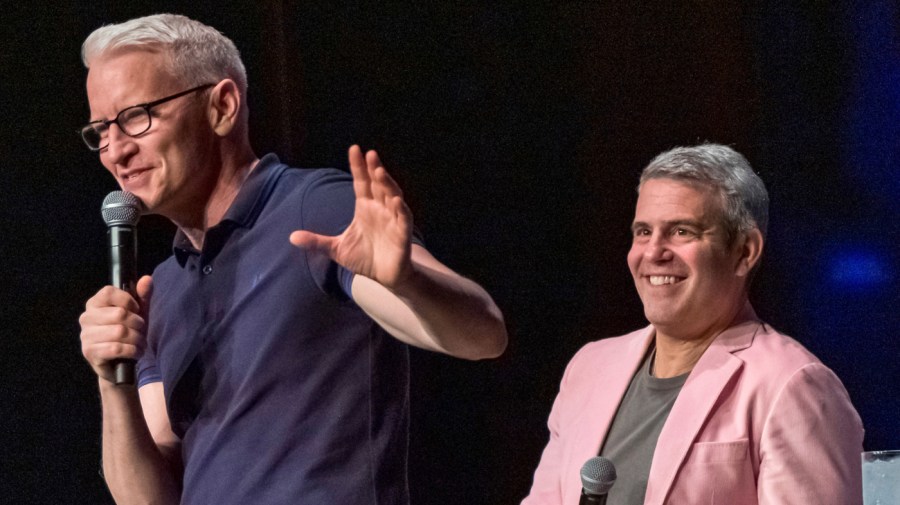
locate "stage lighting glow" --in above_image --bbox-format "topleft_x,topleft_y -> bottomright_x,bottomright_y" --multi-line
829,250 -> 889,287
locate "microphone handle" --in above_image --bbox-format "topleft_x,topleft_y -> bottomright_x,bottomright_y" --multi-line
108,226 -> 138,386
579,490 -> 608,505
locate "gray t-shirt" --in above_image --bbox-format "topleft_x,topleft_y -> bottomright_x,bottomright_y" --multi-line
599,347 -> 688,505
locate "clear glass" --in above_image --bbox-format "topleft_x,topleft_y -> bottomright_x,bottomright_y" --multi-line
862,450 -> 900,504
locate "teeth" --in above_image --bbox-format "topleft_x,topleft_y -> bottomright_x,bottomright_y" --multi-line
649,276 -> 678,286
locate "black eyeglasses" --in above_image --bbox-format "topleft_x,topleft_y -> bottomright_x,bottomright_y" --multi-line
79,83 -> 215,151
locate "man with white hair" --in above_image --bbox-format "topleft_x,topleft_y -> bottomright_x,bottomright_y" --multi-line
77,13 -> 506,504
522,144 -> 863,505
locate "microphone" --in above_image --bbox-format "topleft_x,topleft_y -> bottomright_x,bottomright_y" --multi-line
101,191 -> 142,386
579,456 -> 616,505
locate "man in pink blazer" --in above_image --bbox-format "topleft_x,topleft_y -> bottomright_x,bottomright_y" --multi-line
522,144 -> 863,505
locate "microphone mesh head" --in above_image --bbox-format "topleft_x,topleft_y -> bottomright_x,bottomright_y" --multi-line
101,191 -> 142,227
580,456 -> 617,495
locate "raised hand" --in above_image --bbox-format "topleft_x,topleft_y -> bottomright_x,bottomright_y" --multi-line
289,145 -> 414,289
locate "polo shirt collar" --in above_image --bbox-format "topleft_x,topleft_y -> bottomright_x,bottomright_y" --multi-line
172,153 -> 287,266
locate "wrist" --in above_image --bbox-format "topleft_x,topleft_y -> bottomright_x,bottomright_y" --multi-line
384,260 -> 421,297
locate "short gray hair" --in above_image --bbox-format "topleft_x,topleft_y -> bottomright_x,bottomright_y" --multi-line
82,13 -> 247,96
639,143 -> 769,245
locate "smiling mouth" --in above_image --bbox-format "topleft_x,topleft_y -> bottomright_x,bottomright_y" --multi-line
120,169 -> 150,182
648,275 -> 683,286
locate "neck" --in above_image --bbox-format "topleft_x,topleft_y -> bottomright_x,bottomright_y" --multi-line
177,147 -> 258,250
651,335 -> 715,378
652,298 -> 752,378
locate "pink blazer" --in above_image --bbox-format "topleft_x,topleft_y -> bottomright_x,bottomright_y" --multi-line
522,306 -> 864,505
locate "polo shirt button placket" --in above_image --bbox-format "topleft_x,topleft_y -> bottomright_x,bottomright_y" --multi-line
202,264 -> 213,275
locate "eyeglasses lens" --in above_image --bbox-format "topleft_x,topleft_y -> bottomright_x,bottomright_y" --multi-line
81,107 -> 151,150
118,107 -> 150,136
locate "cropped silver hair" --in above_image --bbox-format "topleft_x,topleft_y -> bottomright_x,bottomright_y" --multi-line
82,13 -> 247,96
639,143 -> 769,245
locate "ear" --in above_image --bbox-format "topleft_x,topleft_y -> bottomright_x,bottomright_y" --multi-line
207,79 -> 241,137
734,228 -> 764,277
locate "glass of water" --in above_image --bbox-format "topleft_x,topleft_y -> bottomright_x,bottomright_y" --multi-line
862,450 -> 900,504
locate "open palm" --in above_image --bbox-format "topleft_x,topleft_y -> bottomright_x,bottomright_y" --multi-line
290,145 -> 413,288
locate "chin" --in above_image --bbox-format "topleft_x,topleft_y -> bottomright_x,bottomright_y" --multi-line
128,195 -> 153,214
642,307 -> 684,328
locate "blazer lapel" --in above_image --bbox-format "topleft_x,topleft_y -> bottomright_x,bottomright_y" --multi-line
643,307 -> 760,505
564,328 -> 655,502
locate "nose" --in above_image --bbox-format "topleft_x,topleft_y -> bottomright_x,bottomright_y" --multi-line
643,231 -> 673,262
104,123 -> 138,165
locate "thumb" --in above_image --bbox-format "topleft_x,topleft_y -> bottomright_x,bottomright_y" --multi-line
289,230 -> 337,254
136,275 -> 153,311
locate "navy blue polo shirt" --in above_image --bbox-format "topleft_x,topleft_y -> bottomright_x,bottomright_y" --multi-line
137,154 -> 410,505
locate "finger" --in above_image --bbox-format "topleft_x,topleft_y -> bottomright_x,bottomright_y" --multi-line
366,149 -> 383,172
372,164 -> 403,203
79,305 -> 146,332
85,285 -> 141,313
81,322 -> 146,349
366,150 -> 389,204
83,341 -> 143,369
389,195 -> 414,236
136,275 -> 153,319
348,145 -> 373,199
389,195 -> 413,223
136,275 -> 153,302
289,230 -> 338,253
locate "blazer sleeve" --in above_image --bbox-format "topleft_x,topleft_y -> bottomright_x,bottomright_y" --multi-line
757,362 -> 864,505
521,351 -> 583,505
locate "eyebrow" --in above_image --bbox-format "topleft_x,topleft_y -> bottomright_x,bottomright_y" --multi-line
88,100 -> 148,123
87,84 -> 215,124
630,219 -> 708,232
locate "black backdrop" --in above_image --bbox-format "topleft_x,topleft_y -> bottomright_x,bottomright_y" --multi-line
2,1 -> 898,503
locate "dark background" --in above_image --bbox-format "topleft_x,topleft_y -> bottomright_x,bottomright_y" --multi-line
1,1 -> 897,503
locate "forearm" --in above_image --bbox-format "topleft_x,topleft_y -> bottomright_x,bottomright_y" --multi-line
99,379 -> 181,505
395,261 -> 507,358
354,252 -> 507,359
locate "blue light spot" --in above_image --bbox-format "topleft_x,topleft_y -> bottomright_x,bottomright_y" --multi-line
829,251 -> 889,287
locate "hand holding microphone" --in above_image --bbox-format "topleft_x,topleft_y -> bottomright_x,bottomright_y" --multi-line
100,191 -> 142,385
